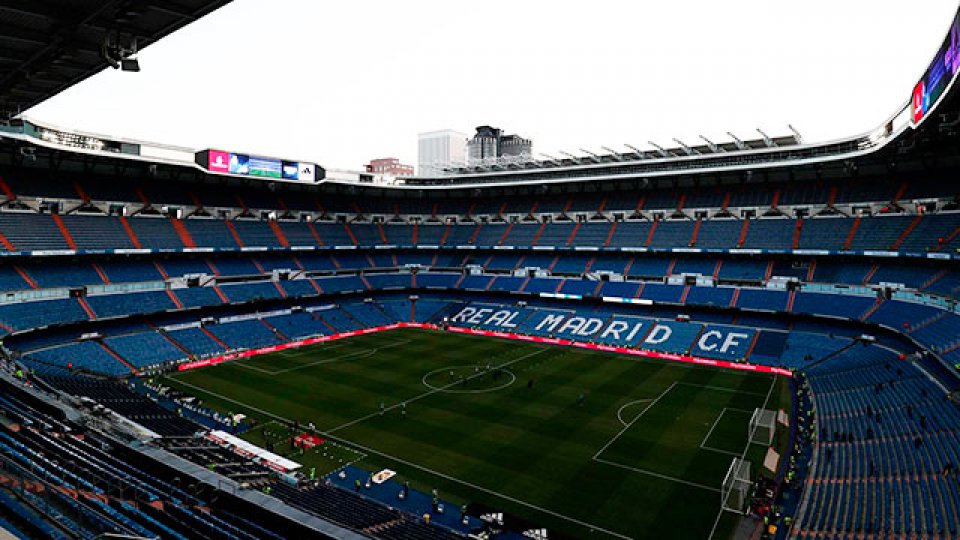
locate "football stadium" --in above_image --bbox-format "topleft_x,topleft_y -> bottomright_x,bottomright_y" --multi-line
0,2 -> 960,540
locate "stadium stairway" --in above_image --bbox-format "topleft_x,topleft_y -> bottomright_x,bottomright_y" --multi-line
170,219 -> 196,248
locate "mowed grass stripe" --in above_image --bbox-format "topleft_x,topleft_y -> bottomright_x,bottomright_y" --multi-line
175,332 -> 547,428
164,328 -> 788,540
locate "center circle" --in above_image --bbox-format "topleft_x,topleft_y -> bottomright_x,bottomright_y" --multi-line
422,365 -> 517,394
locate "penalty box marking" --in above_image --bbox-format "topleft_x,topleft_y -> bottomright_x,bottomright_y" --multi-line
591,383 -> 722,493
705,376 -> 779,540
593,382 -> 765,493
699,407 -> 754,457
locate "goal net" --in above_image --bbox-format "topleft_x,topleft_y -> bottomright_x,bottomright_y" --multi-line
749,408 -> 776,446
721,457 -> 752,513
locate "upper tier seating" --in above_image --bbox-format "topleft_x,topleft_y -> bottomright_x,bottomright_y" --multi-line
0,213 -> 70,250
60,214 -> 135,250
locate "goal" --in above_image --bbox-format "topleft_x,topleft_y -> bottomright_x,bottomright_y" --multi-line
748,408 -> 776,446
721,457 -> 752,513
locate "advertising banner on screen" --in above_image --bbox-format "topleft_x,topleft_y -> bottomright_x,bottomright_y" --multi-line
198,150 -> 320,182
282,161 -> 299,180
230,154 -> 282,178
282,161 -> 317,182
298,162 -> 317,181
913,10 -> 960,124
208,150 -> 230,173
248,156 -> 283,178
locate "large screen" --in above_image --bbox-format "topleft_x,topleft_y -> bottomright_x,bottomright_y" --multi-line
230,154 -> 281,178
200,150 -> 318,182
913,10 -> 960,124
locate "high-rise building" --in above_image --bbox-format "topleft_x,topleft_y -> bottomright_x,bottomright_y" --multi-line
366,157 -> 414,177
466,126 -> 533,165
418,130 -> 468,177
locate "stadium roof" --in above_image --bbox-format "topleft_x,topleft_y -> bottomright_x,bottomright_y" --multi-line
0,0 -> 232,119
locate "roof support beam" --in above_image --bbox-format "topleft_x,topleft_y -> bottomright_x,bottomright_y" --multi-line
539,154 -> 562,166
699,135 -> 723,153
579,149 -> 602,163
648,141 -> 670,158
726,132 -> 749,151
600,146 -> 624,161
788,124 -> 803,144
672,138 -> 699,156
757,128 -> 776,148
624,144 -> 646,159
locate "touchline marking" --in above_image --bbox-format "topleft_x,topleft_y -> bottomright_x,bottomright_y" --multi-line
327,346 -> 552,435
338,435 -> 634,540
269,339 -> 412,375
593,457 -> 721,493
235,339 -> 410,376
593,382 -> 677,460
232,341 -> 350,374
677,381 -> 767,397
162,373 -> 632,540
273,342 -> 341,357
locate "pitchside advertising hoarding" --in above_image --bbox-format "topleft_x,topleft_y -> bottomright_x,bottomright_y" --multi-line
913,9 -> 960,124
197,150 -> 322,182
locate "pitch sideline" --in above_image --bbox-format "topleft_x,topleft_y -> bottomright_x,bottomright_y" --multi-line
162,374 -> 632,540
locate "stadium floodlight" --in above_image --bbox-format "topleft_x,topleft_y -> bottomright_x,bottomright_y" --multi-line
699,135 -> 724,153
647,141 -> 671,157
624,144 -> 646,159
558,151 -> 582,164
578,149 -> 603,163
757,128 -> 776,148
672,138 -> 699,156
788,124 -> 804,144
121,58 -> 141,72
102,33 -> 140,72
726,132 -> 749,151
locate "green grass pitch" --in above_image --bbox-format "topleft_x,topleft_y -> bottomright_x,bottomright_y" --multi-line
163,328 -> 792,539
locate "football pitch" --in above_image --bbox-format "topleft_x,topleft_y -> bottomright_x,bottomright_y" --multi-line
163,328 -> 792,539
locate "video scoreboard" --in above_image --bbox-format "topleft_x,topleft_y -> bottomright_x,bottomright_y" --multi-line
195,149 -> 324,183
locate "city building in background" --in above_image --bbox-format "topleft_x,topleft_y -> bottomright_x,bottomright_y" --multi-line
417,129 -> 468,177
466,125 -> 533,166
366,157 -> 414,177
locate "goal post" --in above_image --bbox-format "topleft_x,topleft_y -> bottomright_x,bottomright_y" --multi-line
749,408 -> 776,446
721,457 -> 752,513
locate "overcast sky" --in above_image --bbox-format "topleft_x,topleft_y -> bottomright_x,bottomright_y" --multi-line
25,0 -> 960,172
